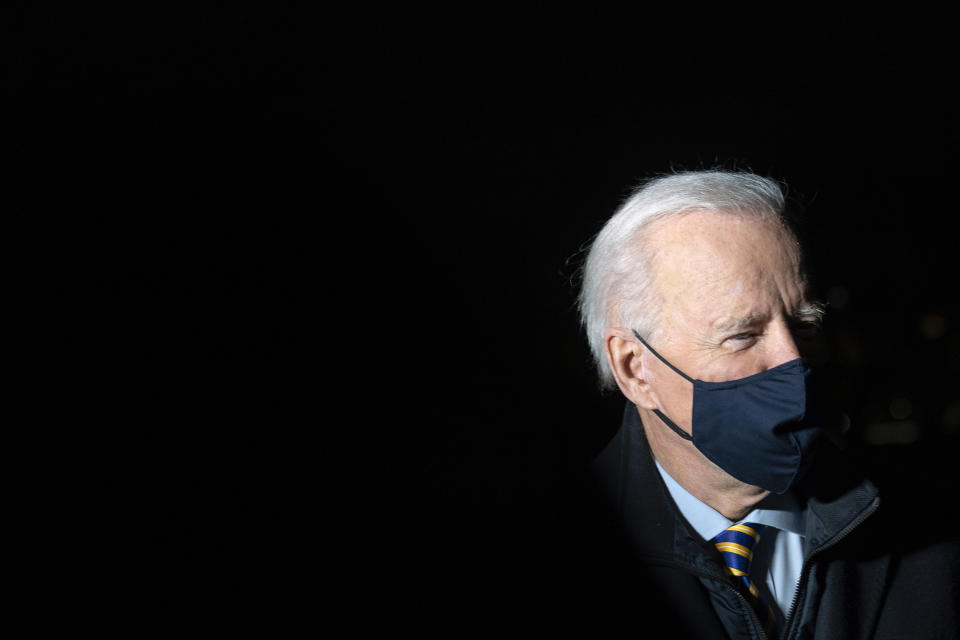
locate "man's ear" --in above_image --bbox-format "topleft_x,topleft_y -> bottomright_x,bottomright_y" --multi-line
604,328 -> 659,410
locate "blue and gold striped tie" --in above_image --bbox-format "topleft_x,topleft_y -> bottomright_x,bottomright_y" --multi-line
713,523 -> 780,638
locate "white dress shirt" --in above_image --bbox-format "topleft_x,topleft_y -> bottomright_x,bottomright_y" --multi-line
655,460 -> 806,616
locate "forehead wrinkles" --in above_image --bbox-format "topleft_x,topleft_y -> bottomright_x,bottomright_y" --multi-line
646,212 -> 804,324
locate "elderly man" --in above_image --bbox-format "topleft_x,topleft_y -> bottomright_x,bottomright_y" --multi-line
577,171 -> 957,639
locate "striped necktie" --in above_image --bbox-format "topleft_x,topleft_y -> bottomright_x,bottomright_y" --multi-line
713,523 -> 780,638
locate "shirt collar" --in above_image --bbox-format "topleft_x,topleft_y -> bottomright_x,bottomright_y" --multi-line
655,459 -> 806,541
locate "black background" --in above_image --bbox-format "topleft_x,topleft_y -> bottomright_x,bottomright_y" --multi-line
15,3 -> 957,620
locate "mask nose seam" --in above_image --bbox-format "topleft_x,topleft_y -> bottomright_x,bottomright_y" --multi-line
697,358 -> 807,390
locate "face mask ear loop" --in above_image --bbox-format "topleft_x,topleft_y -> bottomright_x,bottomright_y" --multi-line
652,409 -> 694,441
630,329 -> 695,383
630,329 -> 696,441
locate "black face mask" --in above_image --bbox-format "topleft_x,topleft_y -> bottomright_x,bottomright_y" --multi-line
632,329 -> 821,494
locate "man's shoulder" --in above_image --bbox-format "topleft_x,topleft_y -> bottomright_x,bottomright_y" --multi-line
843,442 -> 960,637
815,440 -> 960,580
588,401 -> 662,512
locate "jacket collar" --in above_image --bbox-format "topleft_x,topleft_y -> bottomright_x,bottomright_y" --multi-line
602,402 -> 880,570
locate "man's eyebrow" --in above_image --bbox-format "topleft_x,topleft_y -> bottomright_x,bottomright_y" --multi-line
713,303 -> 826,333
793,302 -> 827,322
713,314 -> 768,333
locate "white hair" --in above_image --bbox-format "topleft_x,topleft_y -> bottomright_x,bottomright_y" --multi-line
577,170 -> 794,389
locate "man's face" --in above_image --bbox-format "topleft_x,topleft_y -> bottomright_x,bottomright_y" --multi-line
639,210 -> 819,435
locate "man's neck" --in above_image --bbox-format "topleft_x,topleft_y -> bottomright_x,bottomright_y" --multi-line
640,408 -> 769,521
699,485 -> 769,522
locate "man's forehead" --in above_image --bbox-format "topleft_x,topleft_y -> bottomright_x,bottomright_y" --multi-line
646,211 -> 800,275
643,211 -> 806,328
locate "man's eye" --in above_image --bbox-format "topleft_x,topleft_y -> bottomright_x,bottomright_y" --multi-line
791,321 -> 822,338
729,333 -> 757,342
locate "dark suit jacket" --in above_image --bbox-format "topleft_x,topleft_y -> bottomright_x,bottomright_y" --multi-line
580,402 -> 960,639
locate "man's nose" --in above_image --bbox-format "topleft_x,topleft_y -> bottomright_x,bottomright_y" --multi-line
767,319 -> 802,368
